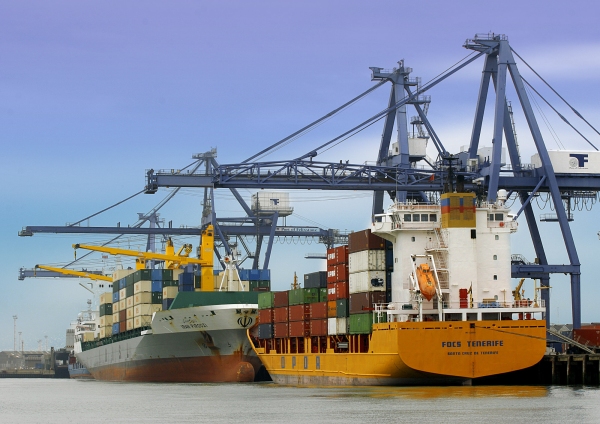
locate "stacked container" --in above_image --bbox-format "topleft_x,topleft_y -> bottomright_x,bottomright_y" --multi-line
327,245 -> 350,335
98,292 -> 113,339
348,229 -> 386,334
239,269 -> 271,292
257,292 -> 274,339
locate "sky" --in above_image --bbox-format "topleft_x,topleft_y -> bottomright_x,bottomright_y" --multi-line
1,0 -> 600,351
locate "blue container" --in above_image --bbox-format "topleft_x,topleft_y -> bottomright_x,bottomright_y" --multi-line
112,292 -> 119,303
151,280 -> 162,292
238,269 -> 251,281
249,269 -> 260,281
119,279 -> 127,290
179,284 -> 194,292
259,269 -> 271,281
112,323 -> 120,335
151,269 -> 163,280
179,273 -> 194,285
162,298 -> 174,310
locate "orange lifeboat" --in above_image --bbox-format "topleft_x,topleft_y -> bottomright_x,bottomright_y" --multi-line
416,264 -> 436,301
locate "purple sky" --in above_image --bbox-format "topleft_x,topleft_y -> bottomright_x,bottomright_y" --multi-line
2,0 -> 600,351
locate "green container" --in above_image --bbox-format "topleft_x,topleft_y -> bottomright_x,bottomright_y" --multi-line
249,281 -> 259,291
258,280 -> 271,288
170,291 -> 259,309
126,285 -> 134,297
288,288 -> 320,306
336,299 -> 348,318
348,313 -> 372,334
374,312 -> 387,323
152,292 -> 163,304
162,269 -> 173,280
113,280 -> 120,293
163,280 -> 178,287
99,303 -> 113,317
133,269 -> 151,283
319,288 -> 328,302
126,274 -> 134,287
258,292 -> 275,309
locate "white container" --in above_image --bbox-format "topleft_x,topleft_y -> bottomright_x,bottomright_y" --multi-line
134,281 -> 152,294
118,299 -> 126,311
134,303 -> 161,317
112,311 -> 119,323
126,306 -> 134,320
99,327 -> 108,339
327,317 -> 347,335
348,250 -> 385,273
126,318 -> 134,331
112,302 -> 120,313
99,292 -> 112,305
126,296 -> 134,308
134,315 -> 152,329
531,150 -> 600,174
163,286 -> 179,299
119,288 -> 127,300
99,315 -> 113,327
134,292 -> 153,305
349,271 -> 386,294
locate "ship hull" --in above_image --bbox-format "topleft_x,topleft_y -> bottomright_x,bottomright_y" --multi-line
77,303 -> 261,382
254,320 -> 547,386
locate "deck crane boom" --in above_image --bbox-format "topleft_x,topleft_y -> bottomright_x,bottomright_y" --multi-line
33,265 -> 112,282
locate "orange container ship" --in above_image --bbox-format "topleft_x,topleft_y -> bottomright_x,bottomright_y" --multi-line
250,192 -> 547,385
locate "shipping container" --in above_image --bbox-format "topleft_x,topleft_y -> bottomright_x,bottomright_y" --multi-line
348,229 -> 385,253
179,272 -> 194,285
289,304 -> 310,322
119,288 -> 127,300
99,292 -> 112,305
288,288 -> 320,305
258,308 -> 274,324
125,274 -> 134,287
309,302 -> 328,319
289,320 -> 310,337
99,315 -> 113,327
336,299 -> 349,318
133,293 -> 155,305
334,281 -> 349,299
349,271 -> 386,294
134,303 -> 161,317
99,327 -> 108,339
119,322 -> 126,333
99,303 -> 113,316
273,291 -> 289,307
119,278 -> 127,290
125,285 -> 134,297
162,279 -> 179,287
327,300 -> 337,318
126,306 -> 134,320
151,269 -> 163,280
310,319 -> 328,336
119,310 -> 126,322
162,298 -> 174,310
258,323 -> 274,339
162,286 -> 179,299
274,322 -> 289,338
126,318 -> 134,331
573,328 -> 600,347
179,283 -> 194,292
328,317 -> 348,335
112,301 -> 119,313
319,287 -> 328,302
374,313 -> 387,323
112,323 -> 120,335
152,292 -> 163,304
327,264 -> 349,283
112,311 -> 119,323
349,292 -> 387,314
258,292 -> 275,309
304,271 -> 327,289
134,315 -> 152,328
134,280 -> 152,294
133,269 -> 152,282
348,250 -> 386,273
126,296 -> 134,308
119,299 -> 126,311
274,307 -> 289,323
327,245 -> 349,265
112,292 -> 119,303
348,313 -> 372,334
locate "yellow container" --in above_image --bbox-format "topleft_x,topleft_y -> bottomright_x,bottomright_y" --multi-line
126,296 -> 134,308
134,292 -> 152,305
99,292 -> 112,305
112,301 -> 120,313
441,192 -> 476,228
112,312 -> 119,323
99,315 -> 113,327
126,306 -> 134,319
134,281 -> 152,294
134,303 -> 155,317
163,286 -> 178,299
83,332 -> 95,342
126,318 -> 134,331
119,288 -> 127,300
134,315 -> 152,328
119,299 -> 126,311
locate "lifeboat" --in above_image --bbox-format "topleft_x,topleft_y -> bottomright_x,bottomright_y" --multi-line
416,264 -> 436,301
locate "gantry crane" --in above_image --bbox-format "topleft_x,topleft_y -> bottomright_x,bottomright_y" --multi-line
142,34 -> 600,329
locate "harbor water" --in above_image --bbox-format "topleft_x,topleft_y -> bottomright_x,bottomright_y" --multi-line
1,380 -> 600,423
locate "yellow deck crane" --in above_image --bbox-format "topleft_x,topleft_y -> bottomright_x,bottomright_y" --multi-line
72,225 -> 215,291
33,264 -> 113,282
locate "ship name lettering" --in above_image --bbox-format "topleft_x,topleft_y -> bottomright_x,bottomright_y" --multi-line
467,340 -> 503,347
441,341 -> 461,348
180,323 -> 208,329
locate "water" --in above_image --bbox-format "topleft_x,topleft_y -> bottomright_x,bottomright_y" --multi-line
1,380 -> 599,423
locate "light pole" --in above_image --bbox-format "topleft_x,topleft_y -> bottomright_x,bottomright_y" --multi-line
12,315 -> 17,352
18,332 -> 22,353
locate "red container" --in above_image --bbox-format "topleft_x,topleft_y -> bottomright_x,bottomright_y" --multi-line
119,322 -> 126,332
334,281 -> 349,299
273,291 -> 289,307
327,284 -> 337,301
289,320 -> 310,337
119,310 -> 127,321
274,322 -> 289,338
327,300 -> 337,318
335,264 -> 349,282
273,306 -> 289,323
327,265 -> 337,284
327,245 -> 349,266
310,319 -> 328,336
349,291 -> 387,314
348,229 -> 385,253
310,302 -> 328,319
289,304 -> 309,321
573,329 -> 600,347
258,308 -> 274,324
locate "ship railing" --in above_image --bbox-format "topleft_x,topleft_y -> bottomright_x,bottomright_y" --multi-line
382,300 -> 546,313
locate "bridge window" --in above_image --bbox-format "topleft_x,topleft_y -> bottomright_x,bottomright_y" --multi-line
495,213 -> 504,221
430,214 -> 437,222
495,235 -> 499,240
413,214 -> 420,222
493,255 -> 497,260
404,214 -> 411,222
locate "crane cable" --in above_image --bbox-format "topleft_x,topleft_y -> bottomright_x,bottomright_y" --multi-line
512,47 -> 600,150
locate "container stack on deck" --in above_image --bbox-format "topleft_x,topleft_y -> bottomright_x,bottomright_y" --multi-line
326,246 -> 349,335
239,269 -> 272,292
348,229 -> 386,334
98,292 -> 113,339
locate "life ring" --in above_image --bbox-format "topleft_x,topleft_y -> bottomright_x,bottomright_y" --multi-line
499,222 -> 505,227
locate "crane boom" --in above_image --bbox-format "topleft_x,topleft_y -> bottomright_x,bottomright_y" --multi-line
34,265 -> 112,282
